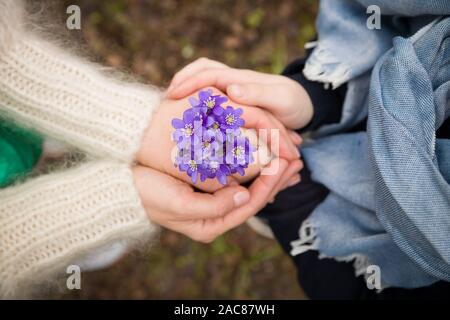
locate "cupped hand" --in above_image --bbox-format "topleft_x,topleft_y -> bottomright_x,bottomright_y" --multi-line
132,156 -> 299,242
167,57 -> 313,130
137,87 -> 302,193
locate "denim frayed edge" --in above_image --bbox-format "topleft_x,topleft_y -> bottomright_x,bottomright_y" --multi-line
302,42 -> 352,90
290,219 -> 388,291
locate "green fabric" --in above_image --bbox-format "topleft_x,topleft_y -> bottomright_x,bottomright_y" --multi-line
0,120 -> 43,188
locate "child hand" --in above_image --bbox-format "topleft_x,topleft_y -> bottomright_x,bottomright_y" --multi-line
167,58 -> 314,130
137,87 -> 302,193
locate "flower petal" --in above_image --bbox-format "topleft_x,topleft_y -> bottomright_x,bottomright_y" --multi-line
191,171 -> 198,184
216,170 -> 227,185
183,109 -> 195,123
189,97 -> 199,107
215,96 -> 228,105
205,116 -> 215,127
172,118 -> 185,129
212,105 -> 224,116
199,90 -> 211,102
173,129 -> 183,141
236,166 -> 245,176
220,164 -> 231,175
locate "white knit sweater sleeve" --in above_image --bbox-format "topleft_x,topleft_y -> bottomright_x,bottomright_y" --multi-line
0,34 -> 161,162
0,161 -> 158,298
0,2 -> 161,298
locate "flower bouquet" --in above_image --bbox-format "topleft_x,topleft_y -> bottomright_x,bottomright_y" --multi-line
171,89 -> 255,185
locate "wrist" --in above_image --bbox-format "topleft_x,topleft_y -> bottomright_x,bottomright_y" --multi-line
296,84 -> 314,130
285,78 -> 314,130
136,99 -> 170,170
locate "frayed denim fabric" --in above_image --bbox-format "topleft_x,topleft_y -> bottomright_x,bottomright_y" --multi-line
292,1 -> 450,289
304,0 -> 448,89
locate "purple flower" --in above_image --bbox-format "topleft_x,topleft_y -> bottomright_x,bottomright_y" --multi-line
220,106 -> 245,130
190,129 -> 222,165
200,156 -> 230,185
199,129 -> 221,152
172,109 -> 202,148
229,140 -> 255,177
190,89 -> 227,116
171,91 -> 254,185
225,135 -> 254,167
176,152 -> 204,184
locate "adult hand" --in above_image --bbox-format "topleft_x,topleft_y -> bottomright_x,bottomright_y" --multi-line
137,88 -> 302,192
132,157 -> 299,242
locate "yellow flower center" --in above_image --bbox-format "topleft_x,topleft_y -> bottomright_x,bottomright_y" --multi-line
232,146 -> 245,159
183,124 -> 193,137
226,114 -> 235,125
212,122 -> 219,130
188,160 -> 197,171
205,97 -> 215,108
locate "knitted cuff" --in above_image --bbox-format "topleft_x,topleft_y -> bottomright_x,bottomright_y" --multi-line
0,37 -> 161,162
0,161 -> 158,298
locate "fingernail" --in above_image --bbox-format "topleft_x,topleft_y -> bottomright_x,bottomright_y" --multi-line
290,131 -> 302,144
233,191 -> 250,207
292,131 -> 302,140
288,176 -> 301,187
229,180 -> 238,186
292,145 -> 300,158
228,84 -> 243,97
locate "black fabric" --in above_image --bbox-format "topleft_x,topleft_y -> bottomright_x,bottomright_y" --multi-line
256,56 -> 450,299
282,57 -> 347,133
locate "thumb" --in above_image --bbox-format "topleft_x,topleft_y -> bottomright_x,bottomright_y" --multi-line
178,184 -> 251,220
227,83 -> 286,113
227,83 -> 305,129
